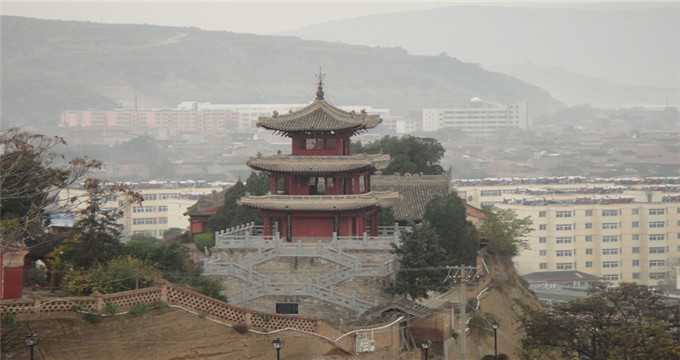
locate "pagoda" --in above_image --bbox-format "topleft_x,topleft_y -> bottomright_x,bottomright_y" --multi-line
239,76 -> 398,241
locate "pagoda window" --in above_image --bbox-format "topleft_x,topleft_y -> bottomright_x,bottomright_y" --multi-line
317,177 -> 327,194
327,177 -> 334,189
317,138 -> 325,149
359,176 -> 365,193
305,138 -> 317,150
326,139 -> 336,150
277,177 -> 288,194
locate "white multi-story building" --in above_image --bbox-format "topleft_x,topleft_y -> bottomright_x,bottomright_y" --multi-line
456,177 -> 680,287
61,183 -> 226,240
423,97 -> 529,137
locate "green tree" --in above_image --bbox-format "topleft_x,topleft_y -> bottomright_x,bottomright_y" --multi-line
59,179 -> 142,269
520,282 -> 680,360
423,193 -> 478,266
245,171 -> 270,196
123,240 -> 191,281
386,222 -> 449,301
478,206 -> 533,258
208,177 -> 263,232
353,135 -> 445,175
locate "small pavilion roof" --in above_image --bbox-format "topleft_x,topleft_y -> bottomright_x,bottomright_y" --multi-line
238,191 -> 399,212
372,172 -> 452,222
257,99 -> 382,134
246,153 -> 391,174
184,188 -> 228,216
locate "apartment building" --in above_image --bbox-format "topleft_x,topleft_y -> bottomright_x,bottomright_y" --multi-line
456,177 -> 680,287
60,109 -> 240,132
422,97 -> 529,138
61,183 -> 226,240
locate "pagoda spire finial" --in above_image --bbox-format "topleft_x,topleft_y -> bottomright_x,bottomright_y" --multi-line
315,67 -> 325,100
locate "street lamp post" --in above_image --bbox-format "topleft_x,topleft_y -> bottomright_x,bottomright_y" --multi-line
25,333 -> 39,360
491,320 -> 499,360
421,339 -> 432,360
271,337 -> 284,360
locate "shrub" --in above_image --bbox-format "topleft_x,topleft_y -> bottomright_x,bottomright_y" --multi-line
468,313 -> 496,336
194,233 -> 215,253
128,303 -> 149,316
103,302 -> 120,315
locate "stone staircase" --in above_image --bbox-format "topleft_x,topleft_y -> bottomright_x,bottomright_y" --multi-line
204,226 -> 405,312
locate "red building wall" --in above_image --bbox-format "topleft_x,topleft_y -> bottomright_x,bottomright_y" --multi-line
1,249 -> 27,300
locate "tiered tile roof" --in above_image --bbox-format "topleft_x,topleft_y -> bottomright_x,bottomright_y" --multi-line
246,154 -> 391,174
257,99 -> 381,134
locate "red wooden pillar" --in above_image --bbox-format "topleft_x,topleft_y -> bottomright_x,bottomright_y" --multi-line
270,176 -> 278,194
370,209 -> 379,236
263,215 -> 272,236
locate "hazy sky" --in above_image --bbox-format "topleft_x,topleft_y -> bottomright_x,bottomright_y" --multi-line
1,1 -> 658,35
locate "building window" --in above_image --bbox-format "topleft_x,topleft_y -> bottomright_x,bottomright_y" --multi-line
649,272 -> 666,280
632,221 -> 639,228
556,262 -> 573,270
480,190 -> 502,197
632,234 -> 639,240
602,261 -> 619,268
585,223 -> 593,229
538,211 -> 546,217
556,237 -> 573,244
556,224 -> 572,231
143,194 -> 157,201
649,247 -> 666,254
632,272 -> 640,279
539,237 -> 547,243
649,221 -> 665,228
133,230 -> 157,237
649,234 -> 665,241
602,248 -> 619,255
158,205 -> 168,212
585,210 -> 593,216
602,222 -> 618,229
276,303 -> 299,314
633,259 -> 640,266
539,250 -> 547,256
556,211 -> 572,218
649,260 -> 666,267
602,235 -> 619,242
585,261 -> 593,268
632,208 -> 639,215
556,250 -> 572,257
585,235 -> 593,242
539,263 -> 547,269
133,206 -> 157,213
602,209 -> 618,216
159,193 -> 179,200
649,208 -> 665,215
158,217 -> 168,224
133,217 -> 157,225
586,248 -> 593,255
603,274 -> 619,281
632,247 -> 640,254
539,224 -> 547,230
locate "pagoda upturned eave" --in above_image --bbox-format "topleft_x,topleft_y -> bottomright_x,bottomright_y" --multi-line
238,191 -> 400,212
256,99 -> 382,133
246,154 -> 391,174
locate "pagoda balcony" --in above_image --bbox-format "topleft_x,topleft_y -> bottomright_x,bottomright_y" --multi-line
213,222 -> 408,250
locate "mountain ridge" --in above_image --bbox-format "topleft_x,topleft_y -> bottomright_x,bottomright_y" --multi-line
1,15 -> 564,128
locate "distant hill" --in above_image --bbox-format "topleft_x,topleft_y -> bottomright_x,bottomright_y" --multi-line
1,16 -> 564,128
279,4 -> 679,106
